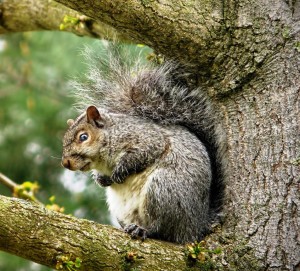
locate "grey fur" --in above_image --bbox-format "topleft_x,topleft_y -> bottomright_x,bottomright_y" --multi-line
62,43 -> 226,244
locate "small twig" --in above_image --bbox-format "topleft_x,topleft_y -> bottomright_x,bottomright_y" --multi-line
0,172 -> 42,204
0,172 -> 64,211
0,172 -> 17,192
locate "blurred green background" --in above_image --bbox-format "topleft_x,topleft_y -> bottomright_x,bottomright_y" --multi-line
0,31 -> 150,270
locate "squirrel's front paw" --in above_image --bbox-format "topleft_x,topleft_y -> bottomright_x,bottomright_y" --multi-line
94,174 -> 113,187
111,167 -> 127,184
124,224 -> 148,241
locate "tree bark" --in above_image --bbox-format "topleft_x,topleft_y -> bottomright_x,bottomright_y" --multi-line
0,195 -> 187,271
0,0 -> 299,270
0,195 -> 266,270
0,0 -> 128,41
52,0 -> 226,78
222,43 -> 300,270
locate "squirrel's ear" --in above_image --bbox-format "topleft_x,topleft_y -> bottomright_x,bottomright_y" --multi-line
67,119 -> 75,127
86,106 -> 104,127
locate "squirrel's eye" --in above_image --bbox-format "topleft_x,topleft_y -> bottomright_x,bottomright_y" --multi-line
79,133 -> 88,142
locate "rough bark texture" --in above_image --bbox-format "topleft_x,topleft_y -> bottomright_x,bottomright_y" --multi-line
0,195 -> 187,271
0,0 -> 299,270
52,0 -> 227,79
223,43 -> 300,270
220,2 -> 300,269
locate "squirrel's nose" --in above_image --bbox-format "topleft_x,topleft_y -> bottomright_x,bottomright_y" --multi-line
61,158 -> 71,169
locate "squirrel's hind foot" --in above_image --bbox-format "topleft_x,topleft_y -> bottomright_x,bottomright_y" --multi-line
124,224 -> 148,241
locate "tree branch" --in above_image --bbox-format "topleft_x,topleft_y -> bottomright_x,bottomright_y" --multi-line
0,195 -> 187,271
1,0 -> 227,68
52,0 -> 226,65
0,0 -> 129,41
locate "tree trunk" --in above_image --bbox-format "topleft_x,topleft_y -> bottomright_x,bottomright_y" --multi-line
0,0 -> 299,270
222,44 -> 300,270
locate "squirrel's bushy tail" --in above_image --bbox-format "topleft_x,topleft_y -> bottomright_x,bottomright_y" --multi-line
71,42 -> 226,218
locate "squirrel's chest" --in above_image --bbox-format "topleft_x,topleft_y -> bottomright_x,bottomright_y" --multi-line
105,166 -> 154,227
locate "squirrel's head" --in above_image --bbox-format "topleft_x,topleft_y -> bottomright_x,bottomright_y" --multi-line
61,106 -> 108,172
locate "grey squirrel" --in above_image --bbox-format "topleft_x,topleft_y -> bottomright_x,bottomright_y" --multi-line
61,44 -> 226,244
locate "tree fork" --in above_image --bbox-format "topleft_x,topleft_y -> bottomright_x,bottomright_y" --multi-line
0,195 -> 265,270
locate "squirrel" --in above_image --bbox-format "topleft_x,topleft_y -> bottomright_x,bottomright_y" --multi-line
61,44 -> 226,244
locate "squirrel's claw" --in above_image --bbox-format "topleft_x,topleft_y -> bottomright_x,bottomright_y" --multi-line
111,167 -> 127,184
124,224 -> 148,241
94,174 -> 113,187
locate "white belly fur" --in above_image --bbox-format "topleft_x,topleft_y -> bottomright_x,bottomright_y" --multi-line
106,166 -> 155,227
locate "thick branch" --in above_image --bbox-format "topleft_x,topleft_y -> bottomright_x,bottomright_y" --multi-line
52,0 -> 226,69
0,195 -> 186,271
0,0 -> 129,41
